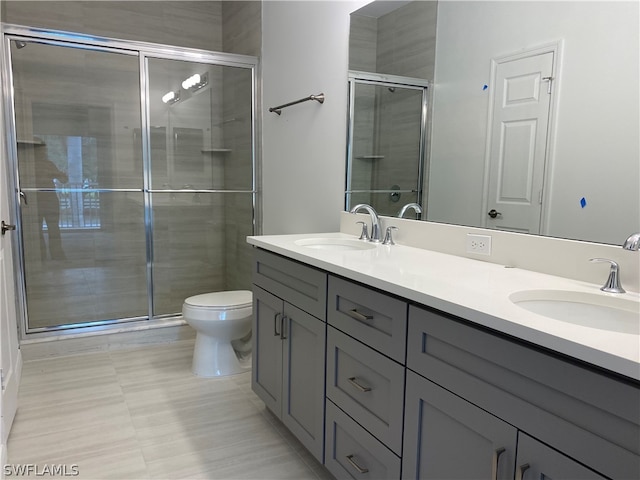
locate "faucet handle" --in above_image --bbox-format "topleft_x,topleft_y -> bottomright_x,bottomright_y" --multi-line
589,258 -> 625,294
382,226 -> 398,245
356,221 -> 370,241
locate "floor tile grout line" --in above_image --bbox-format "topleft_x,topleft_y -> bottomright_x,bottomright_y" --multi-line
108,348 -> 154,479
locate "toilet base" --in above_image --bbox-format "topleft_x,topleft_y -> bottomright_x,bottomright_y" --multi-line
191,333 -> 251,377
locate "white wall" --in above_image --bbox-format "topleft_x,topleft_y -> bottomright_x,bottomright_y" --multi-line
428,1 -> 639,245
261,0 -> 368,234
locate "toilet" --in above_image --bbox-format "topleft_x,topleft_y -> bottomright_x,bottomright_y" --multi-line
182,290 -> 253,377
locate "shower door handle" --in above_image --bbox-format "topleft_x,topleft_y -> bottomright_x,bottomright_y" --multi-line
1,221 -> 16,235
19,191 -> 28,205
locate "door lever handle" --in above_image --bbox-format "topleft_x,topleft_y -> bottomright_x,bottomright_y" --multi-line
1,221 -> 16,235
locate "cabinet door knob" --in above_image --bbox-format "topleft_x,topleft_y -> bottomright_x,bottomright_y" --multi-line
488,209 -> 502,219
345,454 -> 369,474
347,376 -> 372,393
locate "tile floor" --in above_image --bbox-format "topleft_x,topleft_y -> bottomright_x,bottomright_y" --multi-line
8,340 -> 334,480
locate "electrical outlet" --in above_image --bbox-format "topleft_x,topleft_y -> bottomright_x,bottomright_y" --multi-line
466,234 -> 492,255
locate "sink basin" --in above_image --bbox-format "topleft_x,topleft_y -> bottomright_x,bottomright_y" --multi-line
510,290 -> 640,334
294,238 -> 377,251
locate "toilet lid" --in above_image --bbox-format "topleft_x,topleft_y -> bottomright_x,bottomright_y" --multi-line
184,290 -> 252,310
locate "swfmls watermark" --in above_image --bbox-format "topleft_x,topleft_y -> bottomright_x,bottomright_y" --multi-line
3,464 -> 79,477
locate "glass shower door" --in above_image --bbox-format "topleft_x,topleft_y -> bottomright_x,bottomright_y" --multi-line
10,39 -> 148,331
146,57 -> 255,316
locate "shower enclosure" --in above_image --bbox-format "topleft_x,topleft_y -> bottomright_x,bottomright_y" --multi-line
345,72 -> 429,217
2,25 -> 257,335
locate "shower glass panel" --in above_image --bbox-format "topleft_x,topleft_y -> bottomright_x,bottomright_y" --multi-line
5,27 -> 257,335
346,75 -> 428,217
147,58 -> 254,316
10,39 -> 147,331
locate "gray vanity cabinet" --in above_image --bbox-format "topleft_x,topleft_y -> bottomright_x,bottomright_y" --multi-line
402,370 -> 517,480
251,248 -> 639,479
406,305 -> 640,480
251,250 -> 328,462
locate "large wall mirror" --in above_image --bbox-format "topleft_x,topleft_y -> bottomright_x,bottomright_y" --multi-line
347,0 -> 639,245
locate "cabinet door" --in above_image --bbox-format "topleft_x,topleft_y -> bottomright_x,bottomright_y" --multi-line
282,302 -> 326,462
403,371 -> 517,480
515,433 -> 608,480
252,286 -> 283,415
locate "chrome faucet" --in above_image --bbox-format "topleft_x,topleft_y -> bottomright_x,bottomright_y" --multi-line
398,202 -> 423,219
350,204 -> 382,242
589,258 -> 625,294
622,232 -> 640,251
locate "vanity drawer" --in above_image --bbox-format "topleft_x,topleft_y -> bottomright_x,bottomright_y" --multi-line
326,326 -> 404,455
407,305 -> 640,480
253,248 -> 327,319
325,400 -> 401,480
327,275 -> 407,363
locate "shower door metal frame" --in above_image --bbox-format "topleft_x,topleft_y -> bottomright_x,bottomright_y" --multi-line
1,24 -> 258,339
345,71 -> 430,212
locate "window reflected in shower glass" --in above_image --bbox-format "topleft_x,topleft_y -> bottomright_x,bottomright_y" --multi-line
147,57 -> 254,191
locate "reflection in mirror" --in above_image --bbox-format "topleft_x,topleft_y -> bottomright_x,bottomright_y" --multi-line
348,1 -> 639,245
345,72 -> 428,218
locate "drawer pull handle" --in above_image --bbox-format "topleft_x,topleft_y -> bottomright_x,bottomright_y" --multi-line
516,463 -> 530,480
346,454 -> 369,474
348,377 -> 372,392
347,309 -> 373,322
492,447 -> 505,480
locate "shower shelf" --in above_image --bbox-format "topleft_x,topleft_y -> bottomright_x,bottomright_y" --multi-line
355,155 -> 385,160
201,148 -> 232,153
17,139 -> 45,146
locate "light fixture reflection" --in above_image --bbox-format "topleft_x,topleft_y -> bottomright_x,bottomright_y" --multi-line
181,73 -> 208,91
162,91 -> 180,104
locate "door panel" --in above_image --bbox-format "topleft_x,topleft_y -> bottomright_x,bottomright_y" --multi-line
282,302 -> 326,462
251,286 -> 283,415
0,117 -> 22,450
487,51 -> 554,234
403,371 -> 517,480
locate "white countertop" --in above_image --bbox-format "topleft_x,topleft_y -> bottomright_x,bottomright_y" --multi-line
247,232 -> 640,382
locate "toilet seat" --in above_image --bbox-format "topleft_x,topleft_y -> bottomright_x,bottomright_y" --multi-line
183,290 -> 252,321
